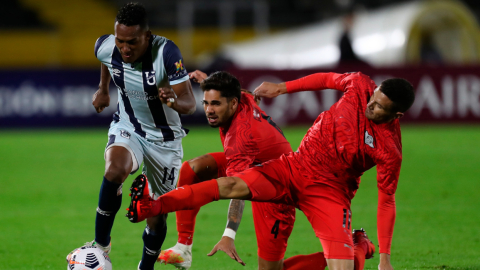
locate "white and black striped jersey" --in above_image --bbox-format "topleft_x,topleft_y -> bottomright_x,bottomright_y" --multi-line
95,34 -> 189,141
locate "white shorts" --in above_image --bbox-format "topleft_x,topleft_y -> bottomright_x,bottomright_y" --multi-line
105,121 -> 183,198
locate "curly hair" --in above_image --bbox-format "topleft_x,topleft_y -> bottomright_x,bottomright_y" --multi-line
201,71 -> 242,102
115,2 -> 149,30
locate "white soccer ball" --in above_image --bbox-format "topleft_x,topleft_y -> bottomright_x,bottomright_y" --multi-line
67,246 -> 112,270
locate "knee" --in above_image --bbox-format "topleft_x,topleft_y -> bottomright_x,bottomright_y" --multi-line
218,177 -> 250,199
186,154 -> 217,180
258,259 -> 283,270
104,163 -> 130,184
147,214 -> 168,233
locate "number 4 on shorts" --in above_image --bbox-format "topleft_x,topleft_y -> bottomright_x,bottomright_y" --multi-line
271,220 -> 280,239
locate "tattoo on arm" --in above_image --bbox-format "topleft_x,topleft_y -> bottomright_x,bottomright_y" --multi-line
226,199 -> 245,232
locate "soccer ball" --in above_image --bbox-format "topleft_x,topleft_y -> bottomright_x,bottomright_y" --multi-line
67,246 -> 112,270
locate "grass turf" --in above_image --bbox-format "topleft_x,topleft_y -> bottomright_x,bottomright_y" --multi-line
0,125 -> 479,269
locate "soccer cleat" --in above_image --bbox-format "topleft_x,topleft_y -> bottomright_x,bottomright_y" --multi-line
158,242 -> 192,270
126,174 -> 154,223
66,240 -> 111,262
352,228 -> 375,259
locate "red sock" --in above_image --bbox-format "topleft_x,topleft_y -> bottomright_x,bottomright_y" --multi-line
152,179 -> 219,216
283,252 -> 327,270
354,245 -> 366,270
176,162 -> 202,245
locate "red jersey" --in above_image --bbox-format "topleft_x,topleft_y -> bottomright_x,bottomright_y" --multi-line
287,72 -> 402,199
220,92 -> 293,176
286,72 -> 401,254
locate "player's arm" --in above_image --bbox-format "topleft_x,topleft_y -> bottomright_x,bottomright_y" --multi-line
376,157 -> 400,270
207,199 -> 246,266
92,63 -> 111,113
159,80 -> 196,114
377,190 -> 395,270
254,72 -> 346,98
160,40 -> 196,114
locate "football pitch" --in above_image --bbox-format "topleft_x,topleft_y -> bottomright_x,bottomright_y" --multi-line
0,125 -> 479,270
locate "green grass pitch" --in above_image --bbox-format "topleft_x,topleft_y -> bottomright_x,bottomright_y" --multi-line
0,125 -> 479,269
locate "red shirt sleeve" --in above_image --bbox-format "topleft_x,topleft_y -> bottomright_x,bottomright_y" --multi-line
377,190 -> 396,254
285,72 -> 347,93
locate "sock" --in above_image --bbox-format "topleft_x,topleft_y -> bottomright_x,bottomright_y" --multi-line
283,252 -> 327,270
95,177 -> 122,246
176,162 -> 202,245
152,179 -> 219,216
354,245 -> 366,270
139,225 -> 167,270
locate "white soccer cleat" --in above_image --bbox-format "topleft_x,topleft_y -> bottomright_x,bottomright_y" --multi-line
66,240 -> 112,262
157,242 -> 192,270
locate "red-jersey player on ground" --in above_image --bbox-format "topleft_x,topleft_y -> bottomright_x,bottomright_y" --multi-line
156,70 -> 296,270
127,71 -> 413,270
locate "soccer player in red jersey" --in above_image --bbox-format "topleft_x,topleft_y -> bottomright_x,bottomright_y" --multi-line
156,70 -> 297,270
127,71 -> 415,270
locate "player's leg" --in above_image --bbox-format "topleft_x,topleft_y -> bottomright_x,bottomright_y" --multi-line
252,202 -> 295,270
137,139 -> 183,270
352,228 -> 375,270
283,252 -> 327,270
127,156 -> 294,222
95,125 -> 143,250
159,153 -> 226,268
296,183 -> 355,270
176,153 -> 224,245
138,214 -> 168,270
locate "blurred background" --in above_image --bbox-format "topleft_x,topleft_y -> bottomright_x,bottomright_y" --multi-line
2,1 -> 480,269
1,0 -> 480,127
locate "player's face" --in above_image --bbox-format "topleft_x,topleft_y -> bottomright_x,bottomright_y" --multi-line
202,89 -> 238,128
365,87 -> 403,124
114,22 -> 151,63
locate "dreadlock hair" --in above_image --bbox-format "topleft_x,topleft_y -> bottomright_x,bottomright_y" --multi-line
379,78 -> 415,113
115,2 -> 149,30
201,71 -> 242,102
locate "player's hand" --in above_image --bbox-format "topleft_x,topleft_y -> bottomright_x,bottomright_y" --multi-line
189,70 -> 208,83
207,236 -> 245,266
158,87 -> 176,108
92,88 -> 110,113
241,89 -> 261,105
378,253 -> 394,270
253,82 -> 287,99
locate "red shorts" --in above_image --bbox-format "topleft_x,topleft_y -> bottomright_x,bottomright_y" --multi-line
209,152 -> 296,261
234,153 -> 355,260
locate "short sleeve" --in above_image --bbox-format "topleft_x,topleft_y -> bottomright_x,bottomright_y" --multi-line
163,40 -> 189,85
94,34 -> 111,59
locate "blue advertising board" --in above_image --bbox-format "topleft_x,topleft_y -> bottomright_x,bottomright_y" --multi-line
0,69 -> 207,128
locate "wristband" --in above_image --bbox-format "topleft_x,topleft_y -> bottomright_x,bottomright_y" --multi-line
223,228 -> 236,240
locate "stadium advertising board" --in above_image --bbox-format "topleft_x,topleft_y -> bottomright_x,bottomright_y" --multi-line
228,66 -> 480,125
0,66 -> 479,128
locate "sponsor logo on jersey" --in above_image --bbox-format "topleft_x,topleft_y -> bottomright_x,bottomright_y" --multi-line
123,89 -> 159,100
113,68 -> 122,77
145,71 -> 156,86
120,129 -> 131,139
364,131 -> 374,148
175,60 -> 184,73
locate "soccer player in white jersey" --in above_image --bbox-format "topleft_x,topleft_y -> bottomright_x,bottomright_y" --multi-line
67,3 -> 196,270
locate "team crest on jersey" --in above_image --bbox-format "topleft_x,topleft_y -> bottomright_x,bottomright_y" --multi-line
175,60 -> 184,73
145,71 -> 156,85
120,129 -> 131,139
364,131 -> 374,148
253,108 -> 261,121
